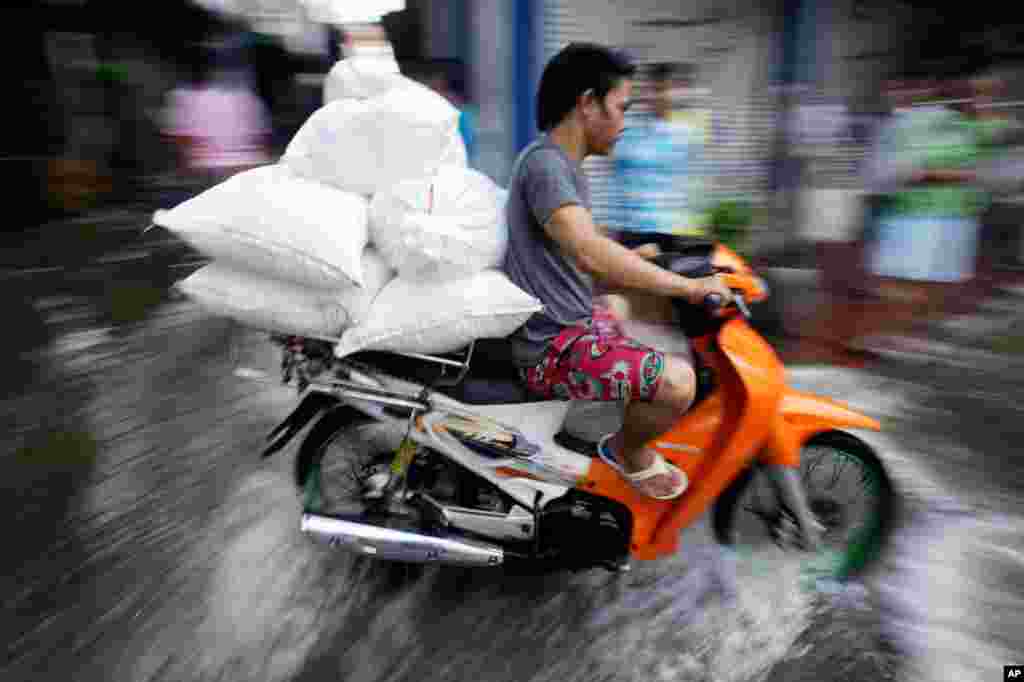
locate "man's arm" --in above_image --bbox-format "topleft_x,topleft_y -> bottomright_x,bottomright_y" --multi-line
595,242 -> 661,296
595,223 -> 660,258
519,146 -> 728,304
544,204 -> 727,304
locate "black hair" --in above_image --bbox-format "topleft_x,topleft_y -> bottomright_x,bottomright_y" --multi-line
185,45 -> 212,86
648,62 -> 677,84
536,43 -> 636,132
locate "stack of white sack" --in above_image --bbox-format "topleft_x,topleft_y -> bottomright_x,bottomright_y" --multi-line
283,72 -> 466,197
176,249 -> 393,339
322,53 -> 406,102
307,66 -> 541,358
156,165 -> 368,291
161,68 -> 541,356
332,270 -> 541,357
336,164 -> 541,358
368,164 -> 509,281
156,164 -> 393,338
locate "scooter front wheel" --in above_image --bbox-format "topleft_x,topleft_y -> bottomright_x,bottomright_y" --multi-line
712,430 -> 895,581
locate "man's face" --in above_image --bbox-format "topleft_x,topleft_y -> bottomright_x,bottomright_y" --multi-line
584,79 -> 632,156
653,79 -> 674,118
971,76 -> 1002,109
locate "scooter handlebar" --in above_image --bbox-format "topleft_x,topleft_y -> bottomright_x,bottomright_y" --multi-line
704,293 -> 725,311
703,292 -> 751,319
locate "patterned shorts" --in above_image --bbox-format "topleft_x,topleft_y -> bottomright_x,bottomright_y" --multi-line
521,308 -> 667,403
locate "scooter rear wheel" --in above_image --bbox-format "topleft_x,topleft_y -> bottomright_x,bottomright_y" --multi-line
712,430 -> 894,581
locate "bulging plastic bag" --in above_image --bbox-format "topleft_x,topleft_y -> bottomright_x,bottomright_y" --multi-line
369,165 -> 508,280
282,83 -> 467,197
154,165 -> 368,291
177,248 -> 393,338
334,269 -> 542,357
323,55 -> 406,102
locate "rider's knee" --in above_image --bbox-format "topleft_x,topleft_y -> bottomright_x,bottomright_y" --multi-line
656,356 -> 696,413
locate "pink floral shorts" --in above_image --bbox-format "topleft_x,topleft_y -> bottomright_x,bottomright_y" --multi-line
521,308 -> 666,403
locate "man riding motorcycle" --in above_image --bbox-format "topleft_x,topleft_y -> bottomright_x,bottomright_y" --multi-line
502,43 -> 734,500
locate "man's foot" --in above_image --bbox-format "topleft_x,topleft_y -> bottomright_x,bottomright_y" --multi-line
597,434 -> 688,500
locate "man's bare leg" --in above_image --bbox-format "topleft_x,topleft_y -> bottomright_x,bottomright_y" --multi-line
598,287 -> 696,497
604,354 -> 696,497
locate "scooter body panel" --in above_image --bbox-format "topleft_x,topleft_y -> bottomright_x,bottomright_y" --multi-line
581,317 -> 787,559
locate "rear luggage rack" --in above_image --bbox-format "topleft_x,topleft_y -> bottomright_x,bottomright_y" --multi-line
334,341 -> 476,390
265,332 -> 476,393
403,341 -> 475,387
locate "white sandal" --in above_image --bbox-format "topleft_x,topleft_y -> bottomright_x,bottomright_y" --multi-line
596,434 -> 688,500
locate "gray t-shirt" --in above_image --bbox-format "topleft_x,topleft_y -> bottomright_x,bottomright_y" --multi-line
502,136 -> 594,367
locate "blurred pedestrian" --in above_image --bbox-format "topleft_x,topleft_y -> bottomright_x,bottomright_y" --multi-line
965,71 -> 1024,286
863,76 -> 981,289
841,73 -> 987,355
162,35 -> 272,188
612,62 -> 705,252
970,73 -> 1016,146
420,60 -> 479,168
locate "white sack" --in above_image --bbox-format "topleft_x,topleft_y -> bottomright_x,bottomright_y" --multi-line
154,165 -> 369,291
282,83 -> 467,197
370,165 -> 508,280
177,248 -> 393,338
340,247 -> 395,326
334,270 -> 542,357
323,55 -> 406,102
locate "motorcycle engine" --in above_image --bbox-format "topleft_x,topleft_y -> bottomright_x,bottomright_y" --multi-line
538,491 -> 633,567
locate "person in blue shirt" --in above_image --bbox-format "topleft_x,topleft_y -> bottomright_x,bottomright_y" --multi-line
612,62 -> 704,251
421,60 -> 479,168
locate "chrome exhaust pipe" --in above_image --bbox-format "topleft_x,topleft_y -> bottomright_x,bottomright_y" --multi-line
300,513 -> 504,567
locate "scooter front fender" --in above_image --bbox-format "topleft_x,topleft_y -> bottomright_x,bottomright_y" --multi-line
761,388 -> 881,468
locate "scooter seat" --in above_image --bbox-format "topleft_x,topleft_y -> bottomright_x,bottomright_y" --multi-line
441,338 -> 548,405
444,377 -> 540,405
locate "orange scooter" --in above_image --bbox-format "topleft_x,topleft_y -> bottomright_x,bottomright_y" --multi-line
261,242 -> 895,578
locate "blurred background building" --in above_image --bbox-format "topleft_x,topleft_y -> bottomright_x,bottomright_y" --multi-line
13,0 -> 1024,280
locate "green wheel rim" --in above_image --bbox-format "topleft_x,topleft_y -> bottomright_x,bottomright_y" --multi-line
799,447 -> 888,585
725,436 -> 892,587
303,460 -> 324,513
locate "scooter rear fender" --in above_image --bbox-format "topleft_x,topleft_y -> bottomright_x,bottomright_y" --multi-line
262,390 -> 341,458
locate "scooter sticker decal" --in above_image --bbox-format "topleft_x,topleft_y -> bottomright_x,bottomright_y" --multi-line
436,414 -> 541,459
440,415 -> 514,447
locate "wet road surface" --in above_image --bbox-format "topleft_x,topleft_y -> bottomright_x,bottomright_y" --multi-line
2,219 -> 1023,681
